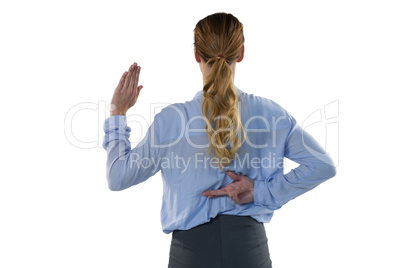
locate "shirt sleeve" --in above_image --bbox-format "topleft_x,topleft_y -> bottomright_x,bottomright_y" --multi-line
102,115 -> 161,191
253,111 -> 337,210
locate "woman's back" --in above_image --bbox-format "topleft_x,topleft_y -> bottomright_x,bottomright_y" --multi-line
103,86 -> 335,234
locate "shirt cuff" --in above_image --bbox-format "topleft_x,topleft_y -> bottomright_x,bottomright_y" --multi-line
253,180 -> 266,207
253,179 -> 282,210
102,115 -> 131,150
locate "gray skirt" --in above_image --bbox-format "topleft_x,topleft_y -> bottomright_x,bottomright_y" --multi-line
168,215 -> 272,268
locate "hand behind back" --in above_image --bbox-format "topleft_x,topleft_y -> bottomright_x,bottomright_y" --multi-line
202,171 -> 255,205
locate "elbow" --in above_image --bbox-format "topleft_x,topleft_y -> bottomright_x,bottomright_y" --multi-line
325,164 -> 337,179
108,183 -> 123,191
316,163 -> 337,181
106,162 -> 124,191
316,153 -> 337,180
107,172 -> 132,191
108,180 -> 123,191
325,154 -> 337,179
107,174 -> 123,191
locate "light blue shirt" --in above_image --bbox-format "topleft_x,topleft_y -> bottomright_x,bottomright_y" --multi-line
102,87 -> 336,234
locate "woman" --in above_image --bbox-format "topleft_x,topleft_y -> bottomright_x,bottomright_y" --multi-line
103,12 -> 336,268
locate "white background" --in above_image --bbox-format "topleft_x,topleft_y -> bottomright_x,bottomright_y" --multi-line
1,0 -> 401,267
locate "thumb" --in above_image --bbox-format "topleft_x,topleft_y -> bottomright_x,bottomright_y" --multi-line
226,171 -> 241,181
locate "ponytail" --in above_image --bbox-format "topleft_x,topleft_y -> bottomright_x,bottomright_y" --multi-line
202,56 -> 245,171
194,12 -> 246,171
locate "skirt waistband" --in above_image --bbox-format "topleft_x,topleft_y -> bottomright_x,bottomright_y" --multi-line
169,215 -> 272,268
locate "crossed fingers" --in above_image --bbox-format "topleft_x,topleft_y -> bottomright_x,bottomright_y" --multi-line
202,171 -> 254,205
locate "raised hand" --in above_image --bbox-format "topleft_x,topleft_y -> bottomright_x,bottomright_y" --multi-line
110,62 -> 143,116
202,171 -> 255,205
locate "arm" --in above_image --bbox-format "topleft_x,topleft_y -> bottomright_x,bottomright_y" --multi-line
102,115 -> 161,191
102,62 -> 161,191
253,112 -> 337,210
203,112 -> 336,207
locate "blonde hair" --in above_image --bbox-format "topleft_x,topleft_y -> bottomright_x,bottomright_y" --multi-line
194,13 -> 246,170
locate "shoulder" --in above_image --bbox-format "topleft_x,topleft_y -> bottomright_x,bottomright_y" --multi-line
153,93 -> 202,142
155,97 -> 201,123
240,90 -> 286,115
238,89 -> 292,129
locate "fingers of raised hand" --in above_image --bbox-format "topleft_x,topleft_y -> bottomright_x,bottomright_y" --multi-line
117,71 -> 128,90
132,66 -> 142,93
128,65 -> 140,93
121,64 -> 135,91
125,63 -> 136,91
